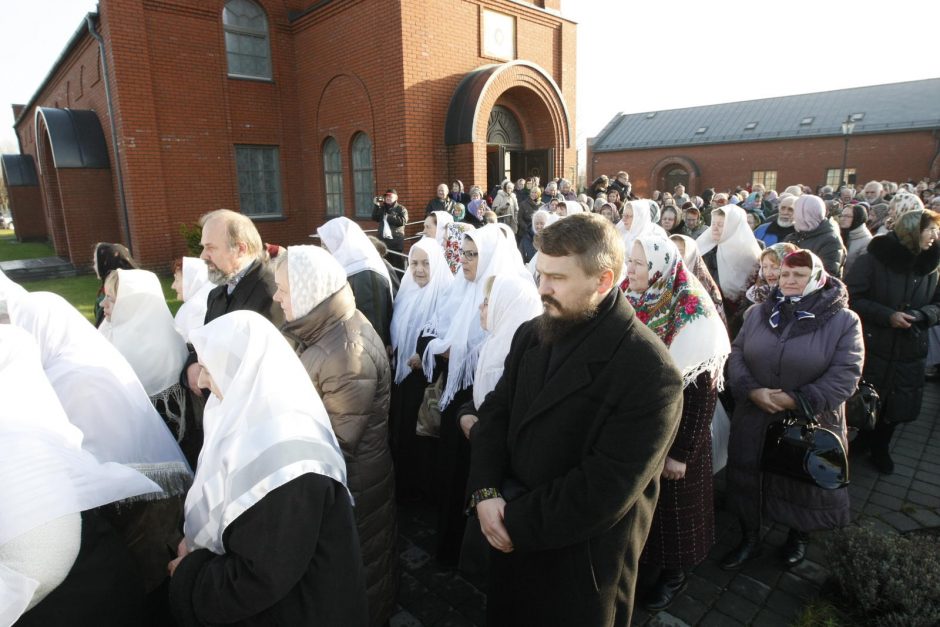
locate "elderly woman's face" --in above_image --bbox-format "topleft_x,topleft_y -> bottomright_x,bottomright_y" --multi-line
409,247 -> 431,287
621,205 -> 634,229
760,257 -> 782,285
422,215 -> 437,239
779,265 -> 812,297
710,215 -> 725,241
533,213 -> 548,233
626,241 -> 650,292
556,203 -> 568,217
461,237 -> 480,282
660,211 -> 676,231
921,224 -> 939,251
838,207 -> 855,229
272,264 -> 294,322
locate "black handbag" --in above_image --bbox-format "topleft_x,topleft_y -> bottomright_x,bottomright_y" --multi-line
761,392 -> 849,490
845,380 -> 879,431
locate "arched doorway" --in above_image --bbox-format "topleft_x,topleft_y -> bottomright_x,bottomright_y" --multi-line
662,167 -> 689,195
485,105 -> 551,192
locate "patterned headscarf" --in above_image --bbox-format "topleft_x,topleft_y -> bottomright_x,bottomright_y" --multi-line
669,234 -> 727,326
285,245 -> 348,320
893,210 -> 929,255
768,250 -> 827,328
443,221 -> 475,274
793,195 -> 827,232
746,242 -> 797,305
625,236 -> 730,388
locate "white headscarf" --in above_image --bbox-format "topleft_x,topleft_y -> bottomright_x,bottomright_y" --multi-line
173,257 -> 213,342
473,274 -> 542,408
284,245 -> 347,320
616,199 -> 667,255
431,211 -> 454,246
561,200 -> 584,216
695,204 -> 761,301
317,217 -> 393,290
0,325 -> 161,548
8,292 -> 192,499
423,224 -> 527,409
391,238 -> 453,384
100,269 -> 188,396
186,311 -> 347,555
0,268 -> 27,317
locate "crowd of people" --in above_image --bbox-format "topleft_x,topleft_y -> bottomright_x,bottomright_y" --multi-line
1,169 -> 938,626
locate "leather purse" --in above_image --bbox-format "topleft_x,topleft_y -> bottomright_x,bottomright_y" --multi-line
845,380 -> 879,432
761,392 -> 849,490
416,377 -> 443,438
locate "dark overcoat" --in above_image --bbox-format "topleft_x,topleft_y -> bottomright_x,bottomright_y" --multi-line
727,278 -> 862,532
785,218 -> 846,277
467,289 -> 683,627
846,233 -> 940,423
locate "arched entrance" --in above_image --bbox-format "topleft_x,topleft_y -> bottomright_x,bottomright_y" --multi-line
444,61 -> 571,194
650,156 -> 700,196
663,167 -> 689,194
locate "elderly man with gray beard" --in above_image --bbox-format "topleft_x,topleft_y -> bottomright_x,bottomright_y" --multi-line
753,194 -> 797,245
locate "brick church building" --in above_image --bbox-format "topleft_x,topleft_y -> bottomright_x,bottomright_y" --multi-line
587,78 -> 940,198
2,0 -> 576,268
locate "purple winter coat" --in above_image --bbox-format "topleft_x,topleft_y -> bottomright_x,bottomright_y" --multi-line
726,277 -> 863,532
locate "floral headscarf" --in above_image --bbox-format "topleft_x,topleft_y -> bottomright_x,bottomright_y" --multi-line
745,242 -> 797,305
625,236 -> 730,388
443,221 -> 475,274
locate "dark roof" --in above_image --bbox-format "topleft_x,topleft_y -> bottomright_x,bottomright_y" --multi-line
591,78 -> 940,152
35,108 -> 110,169
1,154 -> 39,187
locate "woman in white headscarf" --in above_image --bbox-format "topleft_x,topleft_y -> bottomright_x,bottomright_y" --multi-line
525,209 -> 560,281
422,210 -> 454,247
8,291 -> 192,594
0,267 -> 26,315
418,224 -> 533,565
317,216 -> 395,346
696,204 -> 761,320
100,268 -> 189,431
389,238 -> 453,502
616,199 -> 668,257
171,257 -> 213,342
169,311 -> 367,627
1,325 -> 159,627
624,235 -> 730,611
272,245 -> 397,627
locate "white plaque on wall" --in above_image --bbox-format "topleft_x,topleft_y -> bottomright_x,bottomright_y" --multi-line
482,10 -> 515,61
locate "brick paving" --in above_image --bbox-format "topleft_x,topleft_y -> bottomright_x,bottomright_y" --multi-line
390,378 -> 940,626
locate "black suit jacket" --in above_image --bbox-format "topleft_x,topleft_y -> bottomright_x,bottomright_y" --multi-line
467,289 -> 683,626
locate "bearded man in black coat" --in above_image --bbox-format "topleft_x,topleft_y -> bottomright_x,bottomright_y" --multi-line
466,213 -> 683,626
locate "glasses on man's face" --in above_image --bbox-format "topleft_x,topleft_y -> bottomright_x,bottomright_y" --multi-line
461,249 -> 479,260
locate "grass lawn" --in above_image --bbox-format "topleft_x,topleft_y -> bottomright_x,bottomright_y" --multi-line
0,229 -> 57,262
21,274 -> 182,323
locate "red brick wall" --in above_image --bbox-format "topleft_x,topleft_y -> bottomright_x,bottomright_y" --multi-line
15,0 -> 575,268
8,186 -> 47,241
588,131 -> 939,197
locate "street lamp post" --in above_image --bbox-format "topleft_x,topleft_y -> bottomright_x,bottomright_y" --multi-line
840,115 -> 855,188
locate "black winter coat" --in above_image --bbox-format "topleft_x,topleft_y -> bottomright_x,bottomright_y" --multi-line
372,202 -> 408,245
785,218 -> 846,277
846,234 -> 940,423
467,289 -> 683,626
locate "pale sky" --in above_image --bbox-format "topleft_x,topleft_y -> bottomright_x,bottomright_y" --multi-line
1,0 -> 938,158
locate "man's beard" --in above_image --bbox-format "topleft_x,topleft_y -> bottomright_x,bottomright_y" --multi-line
777,216 -> 794,228
206,263 -> 234,285
535,295 -> 599,344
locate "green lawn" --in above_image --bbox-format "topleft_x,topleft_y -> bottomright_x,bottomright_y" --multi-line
21,274 -> 182,323
0,229 -> 57,262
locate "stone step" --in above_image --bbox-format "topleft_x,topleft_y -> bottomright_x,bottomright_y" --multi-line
0,256 -> 78,283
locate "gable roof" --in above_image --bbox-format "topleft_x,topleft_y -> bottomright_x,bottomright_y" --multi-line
591,78 -> 940,152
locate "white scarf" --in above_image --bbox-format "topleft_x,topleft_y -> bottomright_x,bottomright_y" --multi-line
173,257 -> 213,342
317,217 -> 393,293
473,274 -> 542,408
431,211 -> 454,246
8,292 -> 192,499
423,224 -> 520,409
0,326 -> 161,548
616,199 -> 667,255
186,311 -> 347,555
0,268 -> 26,317
695,204 -> 761,301
285,245 -> 348,320
391,238 -> 453,384
100,269 -> 188,396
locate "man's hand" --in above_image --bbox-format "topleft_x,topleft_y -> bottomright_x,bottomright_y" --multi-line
186,363 -> 204,397
661,456 -> 687,481
890,311 -> 916,329
406,353 -> 422,371
477,498 -> 513,553
749,387 -> 786,414
459,414 -> 479,439
167,539 -> 190,577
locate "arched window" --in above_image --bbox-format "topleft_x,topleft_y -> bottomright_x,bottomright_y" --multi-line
352,133 -> 374,218
223,0 -> 272,79
322,137 -> 344,217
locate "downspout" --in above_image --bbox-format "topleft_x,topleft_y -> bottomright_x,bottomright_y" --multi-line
86,13 -> 133,253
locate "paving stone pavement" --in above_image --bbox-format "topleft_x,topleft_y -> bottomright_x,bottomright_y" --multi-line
390,379 -> 940,626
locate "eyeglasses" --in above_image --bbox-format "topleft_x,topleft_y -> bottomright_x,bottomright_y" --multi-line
461,250 -> 479,259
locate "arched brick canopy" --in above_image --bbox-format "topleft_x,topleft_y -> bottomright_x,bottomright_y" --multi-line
650,156 -> 701,195
34,107 -> 110,170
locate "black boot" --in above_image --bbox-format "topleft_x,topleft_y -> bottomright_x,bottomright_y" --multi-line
643,568 -> 687,613
720,526 -> 761,571
780,529 -> 809,567
870,421 -> 896,475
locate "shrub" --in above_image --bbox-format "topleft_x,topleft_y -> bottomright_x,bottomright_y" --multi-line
825,525 -> 940,626
179,223 -> 202,257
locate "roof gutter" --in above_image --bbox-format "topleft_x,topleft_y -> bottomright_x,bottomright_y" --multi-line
86,13 -> 132,253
